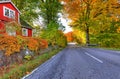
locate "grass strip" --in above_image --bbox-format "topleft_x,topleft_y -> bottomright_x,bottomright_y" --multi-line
99,47 -> 120,51
0,48 -> 62,79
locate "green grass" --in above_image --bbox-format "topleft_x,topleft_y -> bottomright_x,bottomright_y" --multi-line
89,46 -> 120,51
99,47 -> 120,51
0,48 -> 62,79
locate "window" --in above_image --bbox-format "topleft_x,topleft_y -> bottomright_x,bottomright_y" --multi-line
3,6 -> 15,19
22,28 -> 28,36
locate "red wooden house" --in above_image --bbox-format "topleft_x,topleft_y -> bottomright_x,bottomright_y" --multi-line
20,18 -> 33,37
0,1 -> 33,37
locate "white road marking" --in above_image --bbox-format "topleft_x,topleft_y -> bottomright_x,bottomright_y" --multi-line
52,55 -> 55,58
22,54 -> 57,79
22,68 -> 38,79
85,52 -> 103,63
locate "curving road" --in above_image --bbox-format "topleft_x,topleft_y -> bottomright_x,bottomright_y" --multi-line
22,47 -> 120,79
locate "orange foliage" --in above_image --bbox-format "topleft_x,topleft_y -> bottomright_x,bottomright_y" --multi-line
39,39 -> 48,49
26,38 -> 39,51
61,0 -> 81,21
0,34 -> 48,56
61,0 -> 120,23
26,37 -> 48,51
19,37 -> 48,51
64,32 -> 74,42
0,34 -> 20,56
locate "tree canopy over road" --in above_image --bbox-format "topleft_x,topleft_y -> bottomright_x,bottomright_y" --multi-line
12,0 -> 120,47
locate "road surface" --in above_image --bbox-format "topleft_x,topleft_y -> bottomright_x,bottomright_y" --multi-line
22,47 -> 120,79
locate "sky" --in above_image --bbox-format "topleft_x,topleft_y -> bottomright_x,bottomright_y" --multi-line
58,13 -> 73,33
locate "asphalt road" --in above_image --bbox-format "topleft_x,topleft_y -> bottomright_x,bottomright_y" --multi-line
22,47 -> 120,79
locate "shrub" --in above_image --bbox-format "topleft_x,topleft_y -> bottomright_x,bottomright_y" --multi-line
16,36 -> 48,52
41,30 -> 67,47
95,33 -> 120,48
16,35 -> 27,49
0,34 -> 20,56
26,37 -> 39,51
33,38 -> 48,49
0,34 -> 48,56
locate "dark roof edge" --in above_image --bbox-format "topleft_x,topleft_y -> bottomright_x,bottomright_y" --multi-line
20,18 -> 33,29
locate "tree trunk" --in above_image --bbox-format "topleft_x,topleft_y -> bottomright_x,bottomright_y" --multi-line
86,24 -> 90,46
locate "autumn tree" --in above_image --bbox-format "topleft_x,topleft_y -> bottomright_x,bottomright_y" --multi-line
73,29 -> 86,44
64,32 -> 74,42
61,0 -> 120,45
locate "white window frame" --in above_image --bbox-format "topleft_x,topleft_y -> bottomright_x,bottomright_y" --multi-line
22,28 -> 28,36
3,6 -> 15,19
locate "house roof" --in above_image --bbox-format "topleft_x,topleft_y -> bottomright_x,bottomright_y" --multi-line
20,18 -> 33,29
0,1 -> 21,14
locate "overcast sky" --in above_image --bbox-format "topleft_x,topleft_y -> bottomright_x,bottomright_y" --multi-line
58,13 -> 73,33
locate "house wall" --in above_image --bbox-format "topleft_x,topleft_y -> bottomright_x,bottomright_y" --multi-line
0,2 -> 20,35
28,29 -> 32,37
22,28 -> 32,37
0,3 -> 19,22
0,21 -> 6,34
0,2 -> 32,37
0,5 -> 3,21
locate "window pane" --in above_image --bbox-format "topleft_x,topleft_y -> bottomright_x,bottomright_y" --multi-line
10,10 -> 15,18
5,8 -> 9,17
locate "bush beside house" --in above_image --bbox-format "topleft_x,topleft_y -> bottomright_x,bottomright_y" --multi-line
0,34 -> 48,67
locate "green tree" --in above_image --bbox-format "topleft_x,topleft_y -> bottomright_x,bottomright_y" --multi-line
12,0 -> 39,23
39,0 -> 67,47
41,22 -> 67,47
39,0 -> 62,25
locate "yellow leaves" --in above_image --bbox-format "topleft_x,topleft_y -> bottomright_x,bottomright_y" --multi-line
62,0 -> 120,23
117,27 -> 120,33
61,0 -> 103,24
91,0 -> 97,4
64,29 -> 86,44
73,29 -> 86,44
